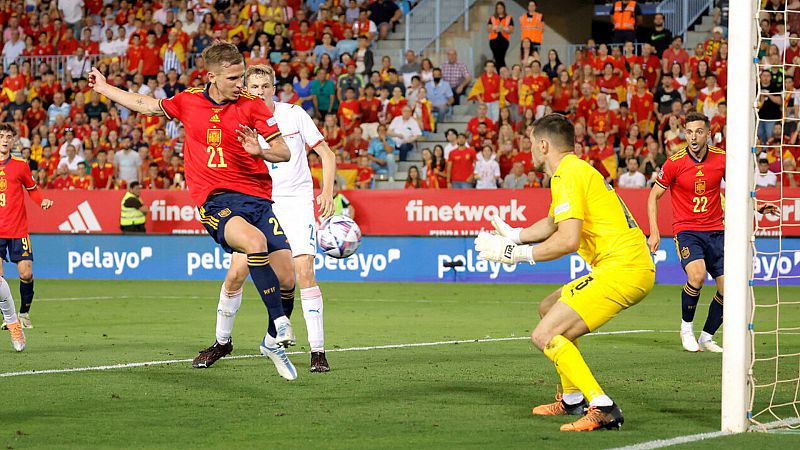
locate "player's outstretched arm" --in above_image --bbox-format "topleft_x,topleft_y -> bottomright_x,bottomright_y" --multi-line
314,141 -> 337,218
647,183 -> 667,253
267,136 -> 291,162
520,216 -> 557,243
490,214 -> 556,244
531,218 -> 581,262
475,218 -> 581,265
27,187 -> 52,210
87,67 -> 163,116
239,125 -> 291,162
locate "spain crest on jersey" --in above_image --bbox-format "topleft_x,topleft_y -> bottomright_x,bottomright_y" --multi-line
0,178 -> 7,192
207,128 -> 222,147
695,180 -> 706,195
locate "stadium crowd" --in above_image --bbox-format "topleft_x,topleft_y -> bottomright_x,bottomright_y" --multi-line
0,1 -> 794,192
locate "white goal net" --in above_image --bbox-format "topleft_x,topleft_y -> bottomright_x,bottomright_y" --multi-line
732,0 -> 800,432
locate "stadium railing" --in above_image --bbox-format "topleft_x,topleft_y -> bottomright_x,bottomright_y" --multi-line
15,54 -> 128,85
559,43 -> 646,67
404,0 -> 479,55
657,0 -> 715,40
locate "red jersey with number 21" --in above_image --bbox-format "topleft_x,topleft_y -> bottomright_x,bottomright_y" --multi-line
655,146 -> 725,234
159,87 -> 282,205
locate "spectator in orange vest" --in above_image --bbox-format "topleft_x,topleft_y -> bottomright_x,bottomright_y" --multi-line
612,1 -> 641,44
519,1 -> 544,51
487,1 -> 514,68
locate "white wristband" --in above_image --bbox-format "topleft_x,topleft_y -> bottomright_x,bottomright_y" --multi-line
509,227 -> 523,245
512,245 -> 536,265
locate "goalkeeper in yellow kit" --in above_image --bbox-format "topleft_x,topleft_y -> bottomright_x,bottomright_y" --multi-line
474,114 -> 655,432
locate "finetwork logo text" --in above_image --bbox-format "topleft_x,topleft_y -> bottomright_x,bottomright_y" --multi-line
405,200 -> 527,222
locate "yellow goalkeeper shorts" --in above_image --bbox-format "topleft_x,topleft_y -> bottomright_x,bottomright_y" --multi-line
559,268 -> 655,332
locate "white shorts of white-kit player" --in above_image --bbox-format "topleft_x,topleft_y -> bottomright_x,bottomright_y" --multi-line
272,196 -> 317,256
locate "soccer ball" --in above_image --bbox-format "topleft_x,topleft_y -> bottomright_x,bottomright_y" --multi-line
318,215 -> 362,259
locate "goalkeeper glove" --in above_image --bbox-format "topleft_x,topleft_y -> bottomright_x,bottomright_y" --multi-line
490,214 -> 523,244
473,231 -> 535,265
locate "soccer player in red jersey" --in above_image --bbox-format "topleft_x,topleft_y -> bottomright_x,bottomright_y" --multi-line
87,42 -> 300,365
0,123 -> 54,350
647,112 -> 726,353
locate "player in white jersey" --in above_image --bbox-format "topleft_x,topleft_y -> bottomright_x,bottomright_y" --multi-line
191,64 -> 336,378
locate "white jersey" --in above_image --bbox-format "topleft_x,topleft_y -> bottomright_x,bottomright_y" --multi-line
268,102 -> 325,199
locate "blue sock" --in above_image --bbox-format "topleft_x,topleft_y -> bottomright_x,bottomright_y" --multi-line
681,283 -> 701,323
19,278 -> 34,314
280,288 -> 295,318
246,253 -> 284,324
702,292 -> 724,335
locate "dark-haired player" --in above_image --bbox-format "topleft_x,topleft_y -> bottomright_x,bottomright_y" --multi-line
88,42 -> 298,372
475,114 -> 654,431
647,111 -> 725,353
0,123 -> 53,350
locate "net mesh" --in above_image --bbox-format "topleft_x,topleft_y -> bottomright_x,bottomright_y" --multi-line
749,2 -> 800,430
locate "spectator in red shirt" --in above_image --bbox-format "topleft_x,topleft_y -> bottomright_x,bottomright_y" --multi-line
662,36 -> 689,74
188,56 -> 209,87
126,34 -> 144,77
597,62 -> 624,102
358,84 -> 382,138
57,28 -> 79,55
512,135 -> 534,172
630,76 -> 655,133
338,87 -> 361,134
447,133 -> 476,188
72,162 -> 94,190
470,122 -> 497,149
141,163 -> 167,189
24,98 -> 47,132
356,155 -> 374,189
640,43 -> 661,90
467,103 -> 497,137
575,82 -> 598,126
588,94 -> 619,144
343,126 -> 370,161
287,8 -> 307,37
50,165 -> 75,190
1,64 -> 25,102
165,155 -> 185,185
33,32 -> 55,56
140,33 -> 162,79
404,165 -> 428,189
312,8 -> 339,42
292,21 -> 316,54
591,44 -> 614,74
91,150 -> 115,189
79,28 -> 100,55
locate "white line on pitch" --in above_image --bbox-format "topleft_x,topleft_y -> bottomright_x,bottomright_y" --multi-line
0,329 -> 662,378
607,417 -> 800,450
34,295 -> 536,305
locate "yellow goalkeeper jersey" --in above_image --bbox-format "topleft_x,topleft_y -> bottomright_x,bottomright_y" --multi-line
548,154 -> 654,271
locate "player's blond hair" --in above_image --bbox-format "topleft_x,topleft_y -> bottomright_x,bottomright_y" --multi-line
202,42 -> 244,71
244,64 -> 276,86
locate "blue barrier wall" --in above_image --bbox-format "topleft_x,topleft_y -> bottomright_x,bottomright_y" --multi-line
2,235 -> 798,284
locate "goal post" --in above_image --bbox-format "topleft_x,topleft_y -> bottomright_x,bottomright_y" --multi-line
721,0 -> 757,434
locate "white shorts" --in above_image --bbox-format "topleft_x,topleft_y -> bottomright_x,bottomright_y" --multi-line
272,197 -> 317,257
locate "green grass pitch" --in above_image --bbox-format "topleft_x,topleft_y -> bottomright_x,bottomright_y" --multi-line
1,281 -> 799,449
